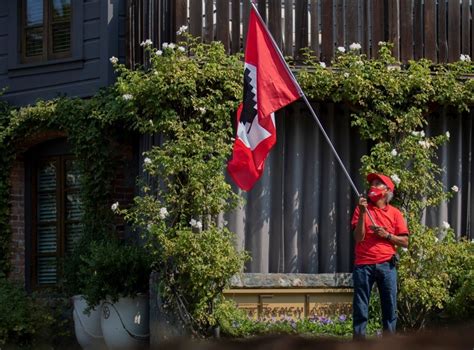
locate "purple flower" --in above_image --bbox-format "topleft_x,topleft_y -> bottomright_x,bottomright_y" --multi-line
338,314 -> 347,322
319,316 -> 333,325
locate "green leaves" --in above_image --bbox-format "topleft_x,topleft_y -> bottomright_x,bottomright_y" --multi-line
0,279 -> 54,347
299,43 -> 473,144
397,223 -> 474,329
78,240 -> 152,310
112,37 -> 247,334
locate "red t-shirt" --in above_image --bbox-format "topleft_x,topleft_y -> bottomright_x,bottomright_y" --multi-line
351,203 -> 409,265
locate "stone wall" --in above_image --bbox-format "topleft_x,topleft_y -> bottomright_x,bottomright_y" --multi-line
224,273 -> 354,320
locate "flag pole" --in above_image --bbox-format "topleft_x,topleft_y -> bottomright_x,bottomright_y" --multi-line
249,1 -> 378,226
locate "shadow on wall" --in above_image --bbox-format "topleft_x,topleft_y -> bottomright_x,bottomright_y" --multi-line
225,102 -> 368,274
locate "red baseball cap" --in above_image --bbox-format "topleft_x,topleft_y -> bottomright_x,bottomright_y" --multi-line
367,173 -> 395,192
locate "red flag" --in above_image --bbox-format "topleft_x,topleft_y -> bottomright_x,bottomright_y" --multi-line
227,6 -> 301,191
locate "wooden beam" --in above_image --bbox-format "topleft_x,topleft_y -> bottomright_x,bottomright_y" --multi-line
424,0 -> 437,62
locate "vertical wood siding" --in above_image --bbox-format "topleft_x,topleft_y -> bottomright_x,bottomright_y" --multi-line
128,0 -> 474,66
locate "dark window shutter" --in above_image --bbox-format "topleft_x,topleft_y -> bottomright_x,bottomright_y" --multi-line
64,159 -> 83,254
34,157 -> 83,286
50,0 -> 71,54
36,161 -> 58,285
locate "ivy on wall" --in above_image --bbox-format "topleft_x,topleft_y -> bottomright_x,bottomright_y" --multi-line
0,97 -> 117,278
298,43 -> 473,222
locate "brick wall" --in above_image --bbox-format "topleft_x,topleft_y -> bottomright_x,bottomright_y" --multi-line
8,131 -> 137,284
8,156 -> 25,283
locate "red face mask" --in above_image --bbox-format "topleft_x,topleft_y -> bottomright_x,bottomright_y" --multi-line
367,186 -> 386,203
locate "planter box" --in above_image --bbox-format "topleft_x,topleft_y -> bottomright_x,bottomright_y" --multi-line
223,273 -> 353,320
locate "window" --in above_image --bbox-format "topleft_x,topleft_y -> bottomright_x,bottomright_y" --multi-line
31,155 -> 83,287
21,0 -> 72,62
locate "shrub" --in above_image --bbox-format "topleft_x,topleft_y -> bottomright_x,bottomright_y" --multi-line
0,279 -> 54,348
397,222 -> 474,329
117,34 -> 249,335
78,239 -> 152,310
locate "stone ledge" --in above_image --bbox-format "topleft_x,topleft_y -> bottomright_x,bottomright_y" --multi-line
229,273 -> 353,288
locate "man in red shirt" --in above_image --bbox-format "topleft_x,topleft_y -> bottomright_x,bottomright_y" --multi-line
351,173 -> 409,339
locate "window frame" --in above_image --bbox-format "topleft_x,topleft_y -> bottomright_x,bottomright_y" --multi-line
26,139 -> 81,290
20,0 -> 73,63
8,0 -> 83,75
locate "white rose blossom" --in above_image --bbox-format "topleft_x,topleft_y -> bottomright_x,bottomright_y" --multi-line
451,185 -> 459,193
189,219 -> 202,229
176,25 -> 188,35
343,72 -> 350,78
178,46 -> 185,52
198,107 -> 206,114
168,43 -> 176,49
418,140 -> 431,149
140,39 -> 153,47
111,202 -> 119,212
378,41 -> 385,46
337,46 -> 346,53
349,42 -> 361,51
122,94 -> 133,101
442,221 -> 450,230
109,56 -> 118,64
391,149 -> 398,157
445,131 -> 450,139
390,174 -> 401,186
144,157 -> 152,165
156,50 -> 163,56
162,42 -> 169,49
159,207 -> 169,220
319,61 -> 326,68
460,54 -> 471,62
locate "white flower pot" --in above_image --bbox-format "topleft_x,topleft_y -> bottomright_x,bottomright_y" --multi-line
101,295 -> 149,350
72,295 -> 107,350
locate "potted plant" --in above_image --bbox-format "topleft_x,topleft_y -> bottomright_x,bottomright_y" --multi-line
79,239 -> 152,350
64,239 -> 107,350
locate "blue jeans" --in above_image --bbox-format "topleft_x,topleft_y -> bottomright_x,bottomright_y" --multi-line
352,260 -> 397,338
